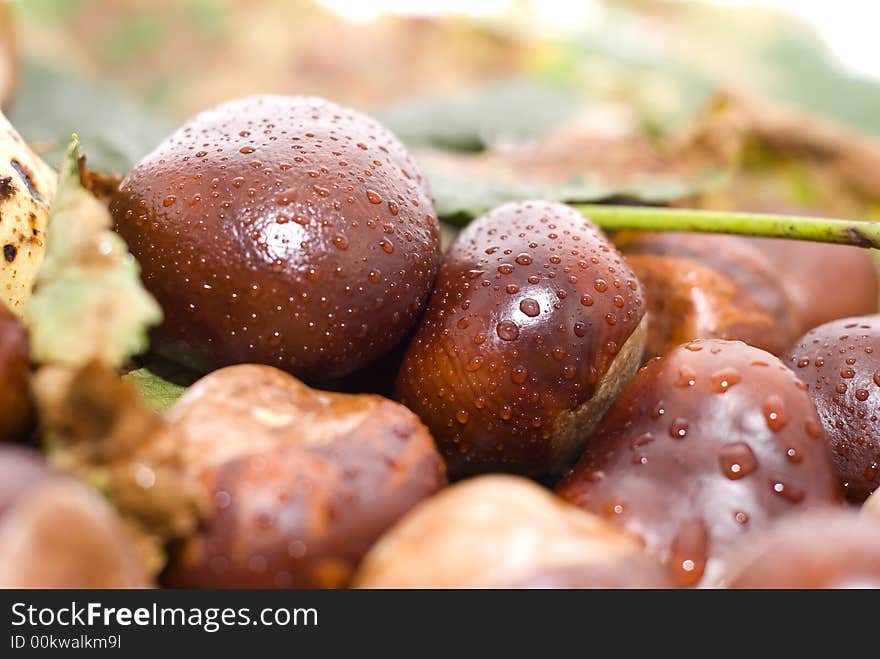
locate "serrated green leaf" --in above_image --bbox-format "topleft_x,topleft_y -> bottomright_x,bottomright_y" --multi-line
26,137 -> 162,368
123,368 -> 188,412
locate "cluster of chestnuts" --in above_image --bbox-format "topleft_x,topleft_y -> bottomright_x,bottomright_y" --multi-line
2,94 -> 880,588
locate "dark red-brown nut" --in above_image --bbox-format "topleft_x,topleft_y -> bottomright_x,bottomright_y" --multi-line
746,238 -> 878,334
502,557 -> 674,589
397,201 -> 647,478
162,364 -> 447,588
614,232 -> 799,358
0,304 -> 32,441
720,510 -> 880,588
0,445 -> 149,588
353,475 -> 648,588
111,95 -> 440,380
785,316 -> 880,501
557,339 -> 840,587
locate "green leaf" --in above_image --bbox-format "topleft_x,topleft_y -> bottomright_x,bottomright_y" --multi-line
428,167 -> 728,225
123,367 -> 190,412
25,136 -> 163,368
379,78 -> 585,152
9,58 -> 173,173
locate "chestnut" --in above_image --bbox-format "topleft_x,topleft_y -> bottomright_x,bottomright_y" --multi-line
111,95 -> 440,381
720,510 -> 880,588
784,315 -> 880,501
747,237 -> 878,334
501,558 -> 674,589
613,232 -> 798,358
353,475 -> 656,588
0,303 -> 32,441
557,339 -> 840,586
162,364 -> 447,588
397,201 -> 647,478
0,445 -> 149,588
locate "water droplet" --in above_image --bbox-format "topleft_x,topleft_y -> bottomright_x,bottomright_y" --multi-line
332,235 -> 348,250
719,442 -> 758,479
669,520 -> 709,586
239,146 -> 255,154
520,298 -> 540,317
511,366 -> 527,384
710,367 -> 741,393
366,189 -> 382,204
465,357 -> 484,372
379,239 -> 394,254
762,394 -> 787,431
594,278 -> 608,293
496,321 -> 520,341
162,196 -> 176,207
674,366 -> 697,387
772,480 -> 805,503
497,264 -> 514,275
580,294 -> 594,307
670,418 -> 689,439
515,253 -> 533,266
573,322 -> 586,338
455,409 -> 469,424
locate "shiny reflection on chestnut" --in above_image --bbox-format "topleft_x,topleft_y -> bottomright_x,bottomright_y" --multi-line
397,201 -> 646,478
112,95 -> 440,381
557,339 -> 840,586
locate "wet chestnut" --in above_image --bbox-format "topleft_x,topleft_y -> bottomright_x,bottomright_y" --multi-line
162,364 -> 446,588
720,510 -> 880,588
747,238 -> 878,334
354,475 -> 650,588
557,339 -> 840,586
0,446 -> 149,588
785,315 -> 880,501
0,303 -> 32,441
112,95 -> 440,380
614,232 -> 798,358
397,201 -> 647,478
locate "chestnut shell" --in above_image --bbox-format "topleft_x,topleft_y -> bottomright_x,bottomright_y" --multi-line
397,201 -> 646,477
785,315 -> 880,501
112,95 -> 440,380
557,339 -> 840,586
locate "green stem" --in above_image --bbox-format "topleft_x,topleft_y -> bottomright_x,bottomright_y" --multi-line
572,204 -> 880,249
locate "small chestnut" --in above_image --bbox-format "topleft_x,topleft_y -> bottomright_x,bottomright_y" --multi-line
785,315 -> 880,501
0,445 -> 149,588
746,237 -> 878,334
557,339 -> 840,586
614,232 -> 799,358
0,303 -> 32,441
720,510 -> 880,588
162,364 -> 446,588
397,201 -> 647,478
112,95 -> 440,381
353,475 -> 655,588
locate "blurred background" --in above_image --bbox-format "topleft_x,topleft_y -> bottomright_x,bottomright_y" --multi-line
3,0 -> 880,222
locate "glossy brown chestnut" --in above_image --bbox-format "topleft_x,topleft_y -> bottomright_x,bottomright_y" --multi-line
353,475 -> 648,588
112,95 -> 440,380
162,364 -> 447,588
397,201 -> 647,477
502,557 -> 674,589
0,303 -> 32,441
0,446 -> 149,588
785,315 -> 880,501
720,510 -> 880,588
614,232 -> 799,358
747,237 -> 878,334
557,339 -> 840,586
